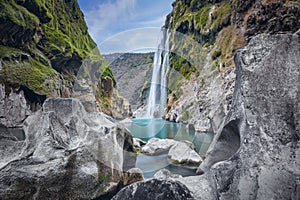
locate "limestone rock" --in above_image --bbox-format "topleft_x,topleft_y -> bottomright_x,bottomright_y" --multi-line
198,31 -> 300,199
0,98 -> 136,199
153,168 -> 183,179
0,84 -> 31,128
112,178 -> 194,200
141,138 -> 177,154
168,141 -> 203,166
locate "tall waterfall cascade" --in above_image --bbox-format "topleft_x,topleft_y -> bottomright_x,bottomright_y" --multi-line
146,30 -> 170,118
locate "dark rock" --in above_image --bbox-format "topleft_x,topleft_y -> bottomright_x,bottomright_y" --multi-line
112,179 -> 194,200
198,31 -> 300,199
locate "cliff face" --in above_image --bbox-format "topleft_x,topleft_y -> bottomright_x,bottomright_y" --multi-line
0,0 -> 130,125
199,30 -> 300,200
164,0 -> 300,132
104,53 -> 154,111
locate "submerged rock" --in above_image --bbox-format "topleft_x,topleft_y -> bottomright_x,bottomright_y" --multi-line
198,31 -> 300,199
112,178 -> 194,200
168,141 -> 203,166
0,98 -> 136,199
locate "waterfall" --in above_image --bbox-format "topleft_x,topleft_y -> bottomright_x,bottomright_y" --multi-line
146,30 -> 170,118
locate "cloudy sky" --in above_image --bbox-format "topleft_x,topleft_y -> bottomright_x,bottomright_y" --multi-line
78,0 -> 173,53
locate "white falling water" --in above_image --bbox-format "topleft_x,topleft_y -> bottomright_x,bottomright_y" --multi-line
146,30 -> 170,118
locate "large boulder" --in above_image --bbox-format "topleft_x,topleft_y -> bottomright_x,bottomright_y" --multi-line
168,141 -> 203,166
0,98 -> 136,199
112,178 -> 194,200
153,169 -> 217,200
141,138 -> 177,154
198,31 -> 300,199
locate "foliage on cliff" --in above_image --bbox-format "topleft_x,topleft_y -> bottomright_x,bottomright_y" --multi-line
165,0 -> 300,121
0,0 -> 114,107
167,0 -> 300,72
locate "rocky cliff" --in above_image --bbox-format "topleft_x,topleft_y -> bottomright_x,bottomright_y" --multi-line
198,30 -> 300,200
104,53 -> 154,111
0,0 -> 131,124
164,0 -> 300,133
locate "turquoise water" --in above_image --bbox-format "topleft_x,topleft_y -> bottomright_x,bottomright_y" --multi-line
128,118 -> 214,178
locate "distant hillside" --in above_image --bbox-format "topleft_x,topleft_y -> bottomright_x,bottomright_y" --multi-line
104,53 -> 154,110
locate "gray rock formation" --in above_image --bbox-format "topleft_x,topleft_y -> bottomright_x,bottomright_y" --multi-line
0,98 -> 136,199
154,169 -> 217,200
153,168 -> 183,179
141,138 -> 177,154
112,178 -> 194,200
168,141 -> 203,166
165,56 -> 235,133
0,84 -> 31,128
197,31 -> 300,199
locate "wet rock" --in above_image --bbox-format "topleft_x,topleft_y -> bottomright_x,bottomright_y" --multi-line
198,31 -> 300,199
141,138 -> 177,154
168,141 -> 203,166
0,98 -> 136,199
112,178 -> 194,200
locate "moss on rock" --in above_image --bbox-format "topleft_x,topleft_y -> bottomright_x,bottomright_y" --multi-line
0,0 -> 115,106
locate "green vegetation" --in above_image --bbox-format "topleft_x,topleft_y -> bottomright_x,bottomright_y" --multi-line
211,2 -> 232,31
181,110 -> 190,121
0,0 -> 39,29
194,5 -> 211,31
0,0 -> 116,108
171,55 -> 196,79
1,57 -> 58,95
0,45 -> 25,58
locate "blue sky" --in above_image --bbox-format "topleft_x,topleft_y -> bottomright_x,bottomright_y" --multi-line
78,0 -> 173,53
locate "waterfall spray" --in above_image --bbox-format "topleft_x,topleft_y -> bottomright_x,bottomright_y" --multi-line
146,30 -> 170,118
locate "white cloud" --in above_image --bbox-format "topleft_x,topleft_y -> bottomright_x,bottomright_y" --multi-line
85,0 -> 137,43
100,28 -> 162,53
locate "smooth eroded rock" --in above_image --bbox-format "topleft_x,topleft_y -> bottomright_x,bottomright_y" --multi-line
141,138 -> 177,154
168,141 -> 203,166
0,98 -> 136,199
198,31 -> 300,199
